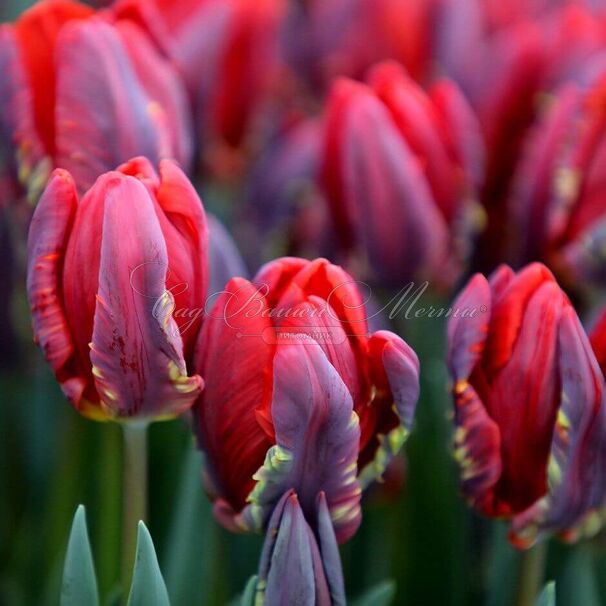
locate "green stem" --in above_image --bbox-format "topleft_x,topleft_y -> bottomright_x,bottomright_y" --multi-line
121,421 -> 149,601
514,541 -> 547,606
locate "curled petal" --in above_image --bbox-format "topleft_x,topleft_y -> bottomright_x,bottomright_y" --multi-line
26,169 -> 87,409
240,341 -> 362,543
452,381 -> 502,514
358,331 -> 420,488
89,175 -> 202,419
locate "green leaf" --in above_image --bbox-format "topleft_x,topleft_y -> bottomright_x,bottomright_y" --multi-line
557,546 -> 600,606
60,505 -> 99,606
163,448 -> 218,605
352,579 -> 396,606
127,522 -> 170,606
240,575 -> 258,606
536,582 -> 555,606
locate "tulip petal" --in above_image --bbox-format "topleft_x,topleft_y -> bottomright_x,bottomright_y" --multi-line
114,20 -> 193,170
153,159 -> 208,358
315,492 -> 346,606
89,175 -> 202,419
13,0 -> 94,158
452,380 -> 503,514
193,277 -> 275,511
54,19 -> 166,191
510,308 -> 606,547
257,491 -> 331,606
447,273 -> 491,381
27,169 -> 87,408
484,263 -> 556,375
239,341 -> 362,543
0,24 -> 47,205
487,281 -> 565,514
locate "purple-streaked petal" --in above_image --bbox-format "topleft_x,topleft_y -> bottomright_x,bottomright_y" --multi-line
315,491 -> 346,606
239,341 -> 361,543
257,491 -> 331,606
358,330 -> 420,488
447,273 -> 491,382
510,307 -> 606,547
89,175 -> 202,419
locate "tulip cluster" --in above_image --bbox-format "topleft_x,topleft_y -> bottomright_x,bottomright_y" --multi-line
11,0 -> 606,603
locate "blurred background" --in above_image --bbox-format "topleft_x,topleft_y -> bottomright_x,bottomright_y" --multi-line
4,0 -> 606,604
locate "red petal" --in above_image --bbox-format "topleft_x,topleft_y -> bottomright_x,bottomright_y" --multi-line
193,277 -> 275,510
27,169 -> 87,408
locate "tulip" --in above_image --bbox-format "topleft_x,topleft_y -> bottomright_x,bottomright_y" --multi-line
448,262 -> 606,547
0,0 -> 192,201
27,157 -> 207,420
112,0 -> 285,160
321,61 -> 483,288
507,75 -> 606,288
193,257 -> 420,541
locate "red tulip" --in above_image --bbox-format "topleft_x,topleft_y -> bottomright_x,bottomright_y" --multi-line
193,257 -> 419,541
448,263 -> 606,547
112,0 -> 285,158
27,157 -> 207,420
321,61 -> 483,287
0,0 -> 192,202
508,75 -> 606,287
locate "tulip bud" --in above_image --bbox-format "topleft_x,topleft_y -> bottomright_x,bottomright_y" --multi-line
254,490 -> 346,606
27,157 -> 207,420
1,0 -> 192,202
321,61 -> 483,288
193,257 -> 419,541
448,262 -> 606,547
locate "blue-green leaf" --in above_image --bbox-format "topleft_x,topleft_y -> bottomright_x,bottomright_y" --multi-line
60,505 -> 99,606
240,575 -> 258,606
163,448 -> 217,606
352,579 -> 396,606
536,582 -> 555,606
557,547 -> 599,606
127,522 -> 170,606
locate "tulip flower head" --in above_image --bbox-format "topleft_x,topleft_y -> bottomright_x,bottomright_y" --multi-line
0,0 -> 192,202
448,262 -> 606,547
193,257 -> 420,543
508,76 -> 606,288
321,61 -> 483,288
27,157 -> 207,421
